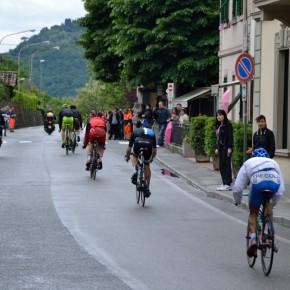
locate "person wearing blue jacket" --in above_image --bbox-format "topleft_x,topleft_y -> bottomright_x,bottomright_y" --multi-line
154,101 -> 170,146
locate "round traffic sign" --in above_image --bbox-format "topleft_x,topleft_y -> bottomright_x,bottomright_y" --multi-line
235,53 -> 255,84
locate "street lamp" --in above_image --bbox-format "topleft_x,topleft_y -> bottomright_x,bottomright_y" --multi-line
29,46 -> 60,89
39,59 -> 46,91
17,40 -> 50,90
0,29 -> 36,45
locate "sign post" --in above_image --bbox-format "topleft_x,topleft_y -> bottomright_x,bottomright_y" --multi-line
235,53 -> 255,162
166,83 -> 174,110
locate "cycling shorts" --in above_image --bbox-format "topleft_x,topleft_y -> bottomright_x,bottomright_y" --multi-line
133,140 -> 153,164
249,169 -> 280,209
89,127 -> 106,146
74,118 -> 80,130
62,116 -> 74,131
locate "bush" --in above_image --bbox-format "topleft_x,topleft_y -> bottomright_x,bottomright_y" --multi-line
232,122 -> 253,167
189,115 -> 208,154
12,90 -> 38,111
204,117 -> 216,157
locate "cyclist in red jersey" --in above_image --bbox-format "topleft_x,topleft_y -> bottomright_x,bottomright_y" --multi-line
83,112 -> 106,170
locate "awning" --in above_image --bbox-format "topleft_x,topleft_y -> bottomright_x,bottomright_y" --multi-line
172,88 -> 211,108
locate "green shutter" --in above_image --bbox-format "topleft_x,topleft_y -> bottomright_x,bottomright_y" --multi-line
233,0 -> 237,17
220,0 -> 229,23
237,0 -> 243,16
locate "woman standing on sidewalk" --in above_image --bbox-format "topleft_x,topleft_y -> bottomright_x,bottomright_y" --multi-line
215,109 -> 233,191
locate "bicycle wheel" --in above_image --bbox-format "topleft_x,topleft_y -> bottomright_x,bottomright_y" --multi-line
71,133 -> 77,154
261,217 -> 275,276
90,161 -> 97,180
246,227 -> 257,268
141,189 -> 145,207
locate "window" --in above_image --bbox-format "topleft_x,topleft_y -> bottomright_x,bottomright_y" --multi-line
220,0 -> 229,23
233,0 -> 243,18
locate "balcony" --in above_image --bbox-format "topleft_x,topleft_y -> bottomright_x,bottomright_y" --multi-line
255,0 -> 290,26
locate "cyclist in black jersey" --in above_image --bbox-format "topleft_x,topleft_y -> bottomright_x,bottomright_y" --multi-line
125,114 -> 157,197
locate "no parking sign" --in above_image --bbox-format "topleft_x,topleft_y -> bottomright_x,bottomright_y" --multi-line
235,53 -> 255,84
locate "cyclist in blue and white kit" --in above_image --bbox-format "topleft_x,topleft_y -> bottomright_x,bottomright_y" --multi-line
233,148 -> 285,257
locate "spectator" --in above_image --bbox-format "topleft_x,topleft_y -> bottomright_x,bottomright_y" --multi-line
144,104 -> 154,128
8,107 -> 16,132
175,103 -> 182,116
215,109 -> 233,191
179,108 -> 189,124
118,109 -> 124,140
109,109 -> 120,140
154,101 -> 170,146
247,115 -> 275,158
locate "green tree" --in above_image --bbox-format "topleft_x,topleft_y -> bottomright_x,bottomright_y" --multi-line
110,0 -> 219,88
79,0 -> 122,82
75,80 -> 127,114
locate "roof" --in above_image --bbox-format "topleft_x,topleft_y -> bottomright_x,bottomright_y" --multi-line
172,87 -> 211,108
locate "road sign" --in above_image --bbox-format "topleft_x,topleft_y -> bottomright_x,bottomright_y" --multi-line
235,53 -> 255,84
166,83 -> 175,110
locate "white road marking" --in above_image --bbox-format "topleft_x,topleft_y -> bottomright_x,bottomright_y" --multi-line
19,140 -> 33,144
161,175 -> 290,245
2,140 -> 7,144
119,141 -> 129,145
19,141 -> 32,144
44,141 -> 58,144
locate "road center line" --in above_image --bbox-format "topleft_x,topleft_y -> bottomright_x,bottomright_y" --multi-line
161,176 -> 290,245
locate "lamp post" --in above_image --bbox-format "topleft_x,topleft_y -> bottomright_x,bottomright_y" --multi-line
0,29 -> 36,46
39,59 -> 46,92
17,40 -> 50,90
29,46 -> 59,89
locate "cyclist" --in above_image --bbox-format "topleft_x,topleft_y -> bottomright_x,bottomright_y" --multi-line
125,114 -> 157,197
58,104 -> 74,148
83,111 -> 106,170
70,105 -> 83,142
233,148 -> 285,257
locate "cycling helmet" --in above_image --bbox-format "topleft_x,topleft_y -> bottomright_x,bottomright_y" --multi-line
252,147 -> 270,158
62,103 -> 69,109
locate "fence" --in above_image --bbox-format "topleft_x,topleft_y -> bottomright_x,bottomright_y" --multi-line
171,122 -> 190,146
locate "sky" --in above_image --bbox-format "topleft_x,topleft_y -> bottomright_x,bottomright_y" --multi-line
0,0 -> 86,53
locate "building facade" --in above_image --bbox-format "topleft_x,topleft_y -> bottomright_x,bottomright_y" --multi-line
253,0 -> 290,182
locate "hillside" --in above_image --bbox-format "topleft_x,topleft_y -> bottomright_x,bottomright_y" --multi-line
9,19 -> 89,98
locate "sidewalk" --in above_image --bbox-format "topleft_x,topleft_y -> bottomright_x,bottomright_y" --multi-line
156,147 -> 290,228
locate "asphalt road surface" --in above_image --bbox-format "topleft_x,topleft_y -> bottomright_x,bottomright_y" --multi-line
1,127 -> 290,290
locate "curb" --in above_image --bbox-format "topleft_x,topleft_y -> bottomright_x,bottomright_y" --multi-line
156,156 -> 290,228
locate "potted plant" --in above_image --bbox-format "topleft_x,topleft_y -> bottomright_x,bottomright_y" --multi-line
189,115 -> 210,162
232,122 -> 253,177
204,116 -> 219,170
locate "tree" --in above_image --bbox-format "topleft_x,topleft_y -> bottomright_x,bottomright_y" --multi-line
109,0 -> 219,89
75,80 -> 127,114
79,0 -> 122,82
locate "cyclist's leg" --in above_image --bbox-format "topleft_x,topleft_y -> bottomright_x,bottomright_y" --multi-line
61,129 -> 66,147
131,154 -> 138,185
144,164 -> 151,188
247,184 -> 264,256
86,143 -> 93,170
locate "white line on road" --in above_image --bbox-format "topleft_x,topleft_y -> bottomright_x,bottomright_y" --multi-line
19,141 -> 33,144
161,175 -> 290,245
119,141 -> 129,145
2,140 -> 7,144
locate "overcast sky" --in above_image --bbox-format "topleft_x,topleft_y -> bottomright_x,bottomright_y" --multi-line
0,0 -> 86,53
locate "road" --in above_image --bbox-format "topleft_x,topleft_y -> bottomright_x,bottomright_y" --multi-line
1,127 -> 290,290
